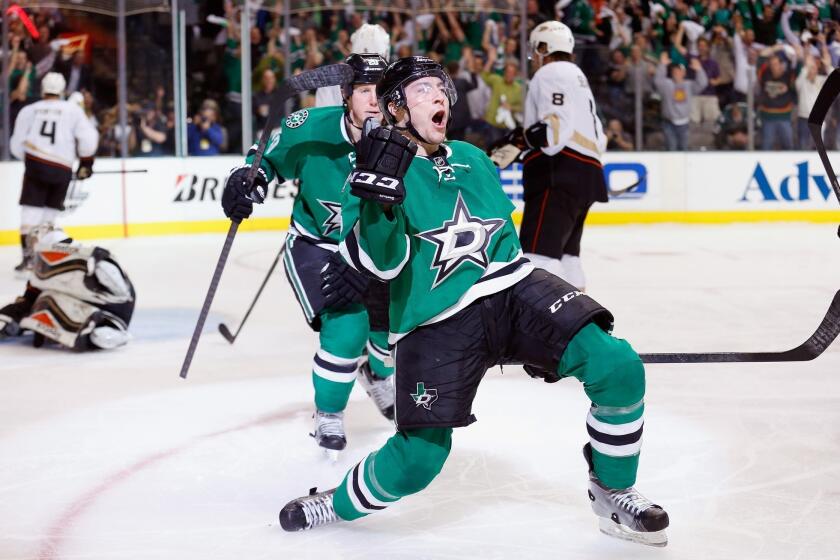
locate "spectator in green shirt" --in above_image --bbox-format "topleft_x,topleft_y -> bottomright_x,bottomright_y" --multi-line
480,52 -> 523,144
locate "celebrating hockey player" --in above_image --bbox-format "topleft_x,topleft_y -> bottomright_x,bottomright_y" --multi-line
10,72 -> 99,275
221,53 -> 395,458
315,23 -> 390,107
266,56 -> 670,546
0,226 -> 134,350
518,21 -> 608,291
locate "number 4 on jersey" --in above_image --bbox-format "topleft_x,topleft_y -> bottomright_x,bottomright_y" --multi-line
40,121 -> 56,144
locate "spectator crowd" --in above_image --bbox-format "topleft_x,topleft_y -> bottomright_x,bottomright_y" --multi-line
4,0 -> 840,157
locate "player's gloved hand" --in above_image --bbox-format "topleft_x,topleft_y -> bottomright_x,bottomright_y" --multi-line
75,157 -> 94,180
523,363 -> 564,383
487,126 -> 526,168
222,164 -> 270,222
524,122 -> 548,149
0,291 -> 37,338
320,251 -> 369,310
350,119 -> 417,205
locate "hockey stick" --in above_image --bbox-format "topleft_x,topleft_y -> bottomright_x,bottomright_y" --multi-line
807,68 -> 840,198
179,63 -> 354,379
607,173 -> 646,197
807,67 -> 840,227
638,290 -> 840,363
86,169 -> 149,175
218,245 -> 285,344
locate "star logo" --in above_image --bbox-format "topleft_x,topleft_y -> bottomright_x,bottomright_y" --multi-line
410,382 -> 438,410
285,109 -> 309,129
416,191 -> 505,288
318,199 -> 342,236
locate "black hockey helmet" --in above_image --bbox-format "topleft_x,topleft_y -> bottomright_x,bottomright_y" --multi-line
376,56 -> 458,129
343,53 -> 387,98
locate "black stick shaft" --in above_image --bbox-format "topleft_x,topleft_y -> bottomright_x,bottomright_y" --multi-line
179,221 -> 239,378
230,246 -> 284,340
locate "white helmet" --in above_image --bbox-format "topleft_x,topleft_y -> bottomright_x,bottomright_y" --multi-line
68,91 -> 85,109
529,20 -> 575,59
351,23 -> 391,61
41,72 -> 67,97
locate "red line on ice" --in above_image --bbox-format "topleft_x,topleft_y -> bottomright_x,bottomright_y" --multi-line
37,409 -> 297,560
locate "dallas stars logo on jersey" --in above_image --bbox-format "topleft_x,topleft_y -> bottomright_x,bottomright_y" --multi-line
410,382 -> 438,410
285,109 -> 309,129
318,199 -> 342,236
417,191 -> 505,288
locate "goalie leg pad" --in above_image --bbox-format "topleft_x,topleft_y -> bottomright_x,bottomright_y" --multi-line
20,291 -> 131,350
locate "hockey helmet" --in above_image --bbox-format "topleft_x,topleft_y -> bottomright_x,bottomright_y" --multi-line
350,23 -> 391,60
68,91 -> 85,109
343,53 -> 387,98
41,72 -> 67,97
529,20 -> 575,59
376,56 -> 457,127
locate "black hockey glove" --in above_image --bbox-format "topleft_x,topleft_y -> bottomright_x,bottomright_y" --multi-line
350,124 -> 417,205
75,157 -> 94,180
523,363 -> 564,384
524,122 -> 548,149
0,285 -> 39,338
222,164 -> 270,222
320,251 -> 369,310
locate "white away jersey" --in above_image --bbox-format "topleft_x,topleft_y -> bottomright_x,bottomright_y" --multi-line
524,61 -> 606,160
10,99 -> 99,169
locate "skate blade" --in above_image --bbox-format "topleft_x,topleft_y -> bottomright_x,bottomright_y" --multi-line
598,517 -> 667,547
322,448 -> 341,462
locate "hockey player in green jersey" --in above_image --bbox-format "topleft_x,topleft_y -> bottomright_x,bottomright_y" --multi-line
221,54 -> 395,458
275,56 -> 671,547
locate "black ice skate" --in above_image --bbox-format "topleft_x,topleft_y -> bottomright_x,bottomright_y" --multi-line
13,255 -> 32,279
583,443 -> 669,547
279,487 -> 340,532
311,410 -> 346,460
357,361 -> 395,420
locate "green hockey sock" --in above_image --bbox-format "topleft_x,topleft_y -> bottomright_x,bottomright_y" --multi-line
333,427 -> 452,520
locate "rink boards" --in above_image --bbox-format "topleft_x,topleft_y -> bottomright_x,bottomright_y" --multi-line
1,151 -> 839,244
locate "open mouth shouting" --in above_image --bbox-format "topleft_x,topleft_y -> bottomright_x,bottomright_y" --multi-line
431,109 -> 447,129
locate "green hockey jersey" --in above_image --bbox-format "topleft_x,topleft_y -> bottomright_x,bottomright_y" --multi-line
339,140 -> 533,344
247,105 -> 354,242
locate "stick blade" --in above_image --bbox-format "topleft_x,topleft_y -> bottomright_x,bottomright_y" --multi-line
288,63 -> 355,92
641,290 -> 840,364
808,68 -> 840,126
218,323 -> 236,344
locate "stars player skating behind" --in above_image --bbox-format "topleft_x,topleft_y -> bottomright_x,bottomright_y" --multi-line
10,72 -> 99,275
275,56 -> 670,547
518,21 -> 608,291
221,54 -> 395,459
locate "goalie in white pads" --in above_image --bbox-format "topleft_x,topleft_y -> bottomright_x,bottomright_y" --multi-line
0,227 -> 134,350
9,72 -> 99,275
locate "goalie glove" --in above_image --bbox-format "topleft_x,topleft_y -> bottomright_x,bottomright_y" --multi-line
349,118 -> 417,205
320,251 -> 369,310
222,164 -> 271,222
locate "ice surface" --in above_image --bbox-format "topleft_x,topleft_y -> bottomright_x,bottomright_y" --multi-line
1,224 -> 839,560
